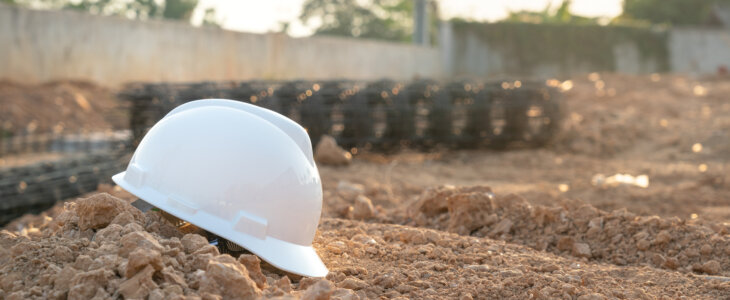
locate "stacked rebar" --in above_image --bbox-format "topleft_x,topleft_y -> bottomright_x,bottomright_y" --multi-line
119,79 -> 563,150
0,152 -> 127,225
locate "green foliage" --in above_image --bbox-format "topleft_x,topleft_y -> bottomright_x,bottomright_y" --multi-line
11,0 -> 219,24
64,0 -> 161,19
161,0 -> 196,20
618,0 -> 730,26
300,0 -> 436,43
201,7 -> 219,27
452,21 -> 669,75
504,0 -> 599,25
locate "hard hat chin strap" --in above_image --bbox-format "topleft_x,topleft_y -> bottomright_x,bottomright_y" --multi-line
132,198 -> 250,255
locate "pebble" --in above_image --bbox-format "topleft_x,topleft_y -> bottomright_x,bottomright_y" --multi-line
314,135 -> 352,166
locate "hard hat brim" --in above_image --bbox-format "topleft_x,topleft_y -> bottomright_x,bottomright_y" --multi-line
112,171 -> 329,278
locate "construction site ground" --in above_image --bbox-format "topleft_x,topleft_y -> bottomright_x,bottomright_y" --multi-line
1,73 -> 729,299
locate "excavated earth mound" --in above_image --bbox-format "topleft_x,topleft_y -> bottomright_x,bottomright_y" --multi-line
0,193 -> 357,300
3,191 -> 730,299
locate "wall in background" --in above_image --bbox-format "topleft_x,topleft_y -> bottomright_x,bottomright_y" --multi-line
0,4 -> 442,85
2,4 -> 730,84
669,28 -> 730,75
444,22 -> 669,78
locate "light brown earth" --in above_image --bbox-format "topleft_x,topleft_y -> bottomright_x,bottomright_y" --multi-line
2,73 -> 730,299
0,80 -> 125,135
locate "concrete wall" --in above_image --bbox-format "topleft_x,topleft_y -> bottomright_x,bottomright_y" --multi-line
445,23 -> 667,78
669,28 -> 730,75
4,4 -> 730,84
0,4 -> 442,85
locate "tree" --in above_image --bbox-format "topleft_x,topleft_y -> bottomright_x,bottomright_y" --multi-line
617,0 -> 730,26
10,0 -> 219,25
300,0 -> 432,42
503,0 -> 598,24
161,0 -> 196,20
201,7 -> 220,27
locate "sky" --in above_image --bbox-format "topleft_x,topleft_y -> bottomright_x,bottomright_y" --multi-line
191,0 -> 624,37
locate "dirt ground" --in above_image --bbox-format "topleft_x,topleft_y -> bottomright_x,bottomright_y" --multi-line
0,80 -> 125,135
2,73 -> 730,299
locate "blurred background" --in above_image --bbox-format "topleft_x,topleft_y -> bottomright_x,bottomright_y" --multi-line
0,0 -> 728,230
2,0 -> 729,84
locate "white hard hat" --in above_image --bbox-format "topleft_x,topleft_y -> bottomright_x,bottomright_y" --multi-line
112,99 -> 328,277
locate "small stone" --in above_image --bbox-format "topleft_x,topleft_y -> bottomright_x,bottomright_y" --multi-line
577,293 -> 607,300
337,181 -> 365,195
314,135 -> 352,166
302,279 -> 334,300
110,211 -> 136,226
95,224 -> 124,244
557,237 -> 575,251
350,195 -> 375,220
636,239 -> 651,251
74,193 -> 142,231
700,244 -> 713,256
238,254 -> 267,289
52,266 -> 79,293
53,246 -> 74,262
445,190 -> 497,235
74,255 -> 94,271
653,230 -> 672,245
163,283 -> 184,296
122,222 -> 145,234
332,288 -> 360,300
160,266 -> 187,288
199,255 -> 262,299
700,260 -> 721,275
275,276 -> 292,292
399,229 -> 427,245
327,241 -> 346,254
409,185 -> 458,218
539,264 -> 559,273
118,265 -> 158,299
337,277 -> 367,290
67,269 -> 114,300
119,231 -> 164,257
489,219 -> 513,237
193,244 -> 220,256
191,253 -> 214,271
181,233 -> 209,254
89,254 -> 121,272
148,289 -> 165,300
465,265 -> 490,272
649,253 -> 666,266
572,243 -> 591,258
126,248 -> 163,278
663,257 -> 679,270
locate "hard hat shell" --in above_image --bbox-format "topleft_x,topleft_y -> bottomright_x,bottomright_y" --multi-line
113,99 -> 328,277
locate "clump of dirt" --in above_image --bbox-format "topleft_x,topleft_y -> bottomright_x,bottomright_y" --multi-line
315,135 -> 353,166
406,185 -> 730,276
0,80 -> 125,135
0,193 -> 356,299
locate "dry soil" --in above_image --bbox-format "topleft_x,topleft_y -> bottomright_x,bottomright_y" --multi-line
2,73 -> 730,299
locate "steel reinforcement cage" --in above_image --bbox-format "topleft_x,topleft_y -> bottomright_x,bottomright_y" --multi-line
119,79 -> 564,151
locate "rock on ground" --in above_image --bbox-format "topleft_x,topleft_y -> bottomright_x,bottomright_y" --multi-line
315,135 -> 352,166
